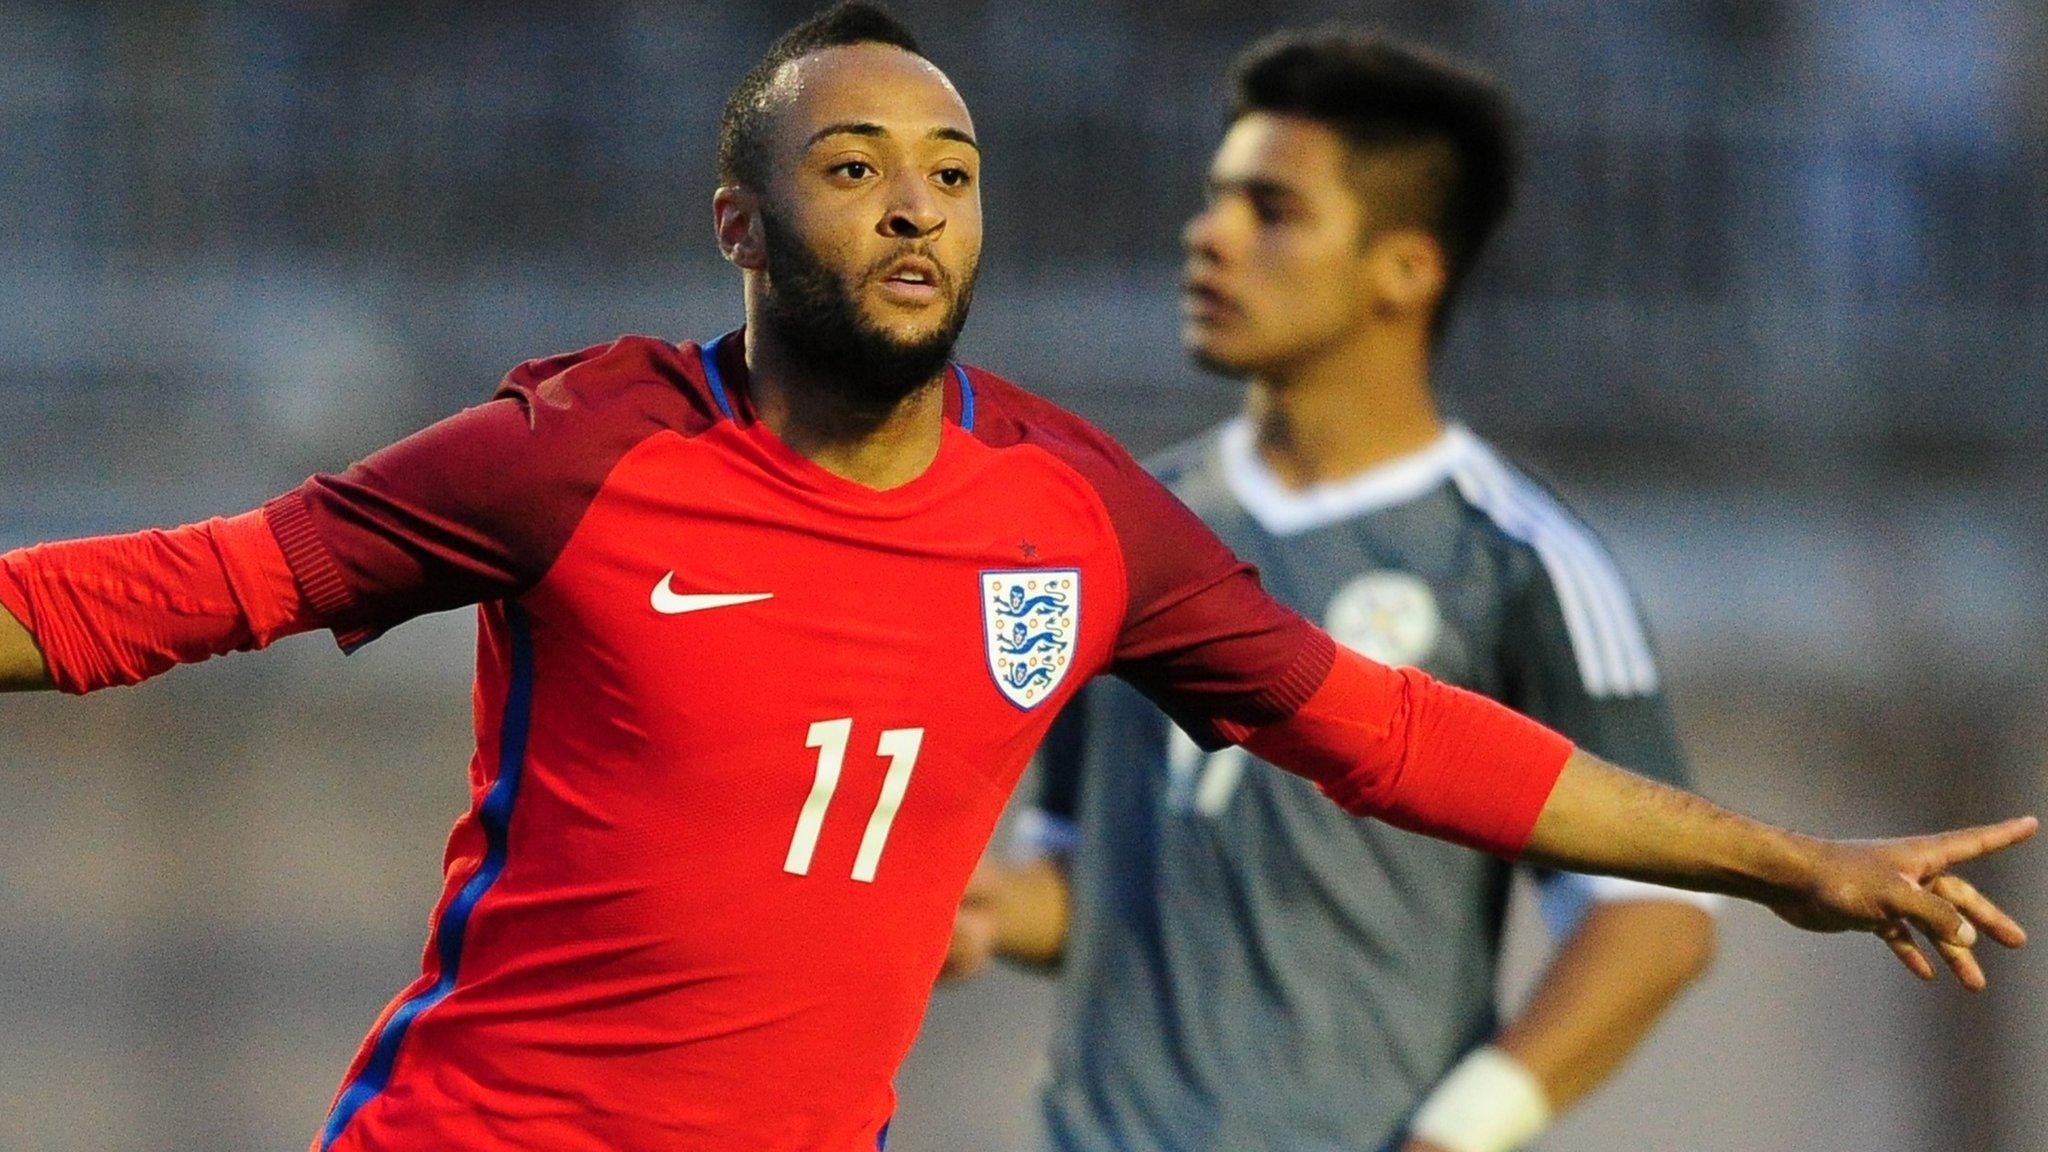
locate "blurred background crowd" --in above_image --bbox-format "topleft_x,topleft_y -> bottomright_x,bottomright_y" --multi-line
0,2 -> 2041,1150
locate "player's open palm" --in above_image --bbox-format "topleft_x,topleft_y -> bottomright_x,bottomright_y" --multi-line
1765,816 -> 2036,989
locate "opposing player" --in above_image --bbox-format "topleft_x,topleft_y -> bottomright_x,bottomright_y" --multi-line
0,6 -> 2032,1152
944,33 -> 1727,1152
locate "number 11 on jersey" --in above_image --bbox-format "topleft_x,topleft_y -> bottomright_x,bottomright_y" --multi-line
785,718 -> 925,883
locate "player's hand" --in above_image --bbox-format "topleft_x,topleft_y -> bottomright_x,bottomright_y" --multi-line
1765,816 -> 2036,989
941,861 -> 1001,980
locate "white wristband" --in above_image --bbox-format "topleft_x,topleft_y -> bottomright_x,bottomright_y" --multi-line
1408,1046 -> 1553,1152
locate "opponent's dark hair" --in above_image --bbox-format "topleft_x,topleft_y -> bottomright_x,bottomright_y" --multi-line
718,2 -> 924,188
1230,30 -> 1520,324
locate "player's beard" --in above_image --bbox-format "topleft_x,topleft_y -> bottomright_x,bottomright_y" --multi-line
758,209 -> 978,412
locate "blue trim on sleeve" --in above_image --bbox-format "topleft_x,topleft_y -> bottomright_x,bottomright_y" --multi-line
701,333 -> 738,421
878,1119 -> 891,1148
951,363 -> 974,430
318,605 -> 538,1149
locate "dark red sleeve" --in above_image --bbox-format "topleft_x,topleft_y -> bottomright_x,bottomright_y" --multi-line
1243,646 -> 1575,857
263,397 -> 551,650
0,511 -> 313,694
265,336 -> 713,650
1100,467 -> 1335,744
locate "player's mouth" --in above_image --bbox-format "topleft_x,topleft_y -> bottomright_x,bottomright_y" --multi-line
1181,277 -> 1241,325
875,256 -> 946,306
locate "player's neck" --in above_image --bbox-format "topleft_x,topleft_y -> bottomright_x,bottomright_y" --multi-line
741,330 -> 948,491
1244,329 -> 1442,491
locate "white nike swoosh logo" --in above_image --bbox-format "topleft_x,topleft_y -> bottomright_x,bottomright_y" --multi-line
650,574 -> 774,616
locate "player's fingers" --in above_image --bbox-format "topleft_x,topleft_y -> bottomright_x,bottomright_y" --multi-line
1931,874 -> 2028,949
1931,933 -> 1987,991
1917,816 -> 2040,870
1878,922 -> 1935,981
1890,883 -> 1976,950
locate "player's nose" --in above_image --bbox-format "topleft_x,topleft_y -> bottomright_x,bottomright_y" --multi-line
1183,206 -> 1223,265
881,177 -> 944,239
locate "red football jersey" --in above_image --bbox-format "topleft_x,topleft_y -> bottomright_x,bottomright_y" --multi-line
272,334 -> 1333,1151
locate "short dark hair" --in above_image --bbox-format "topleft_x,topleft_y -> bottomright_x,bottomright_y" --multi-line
717,2 -> 924,188
1230,30 -> 1520,322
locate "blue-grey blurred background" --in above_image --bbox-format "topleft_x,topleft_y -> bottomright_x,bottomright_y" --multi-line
0,2 -> 2042,1150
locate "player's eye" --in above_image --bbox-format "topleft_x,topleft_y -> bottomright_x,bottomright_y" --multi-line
934,165 -> 973,189
1249,195 -> 1289,226
831,160 -> 875,181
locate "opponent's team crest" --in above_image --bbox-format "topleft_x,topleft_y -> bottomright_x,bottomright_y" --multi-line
981,569 -> 1080,710
1325,570 -> 1441,667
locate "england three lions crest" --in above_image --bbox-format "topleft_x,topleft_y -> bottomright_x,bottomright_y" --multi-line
982,569 -> 1080,710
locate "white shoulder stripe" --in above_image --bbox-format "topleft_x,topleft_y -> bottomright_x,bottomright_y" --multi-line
1459,449 -> 1657,695
1485,470 -> 1648,689
1463,453 -> 1657,695
1446,449 -> 1626,686
1445,432 -> 1660,697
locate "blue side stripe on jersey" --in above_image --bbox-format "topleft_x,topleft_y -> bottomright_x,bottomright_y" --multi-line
701,332 -> 738,421
950,363 -> 975,430
319,605 -> 538,1149
878,1119 -> 891,1148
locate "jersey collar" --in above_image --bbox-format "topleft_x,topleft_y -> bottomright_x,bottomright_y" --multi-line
1218,418 -> 1479,537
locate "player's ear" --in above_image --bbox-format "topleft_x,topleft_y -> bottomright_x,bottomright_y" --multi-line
714,185 -> 769,271
1367,229 -> 1447,317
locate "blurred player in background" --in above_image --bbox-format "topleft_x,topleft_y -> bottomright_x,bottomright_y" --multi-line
0,5 -> 2033,1152
950,31 -> 1797,1152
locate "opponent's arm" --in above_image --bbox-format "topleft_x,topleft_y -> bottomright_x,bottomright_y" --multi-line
1402,899 -> 1712,1152
0,597 -> 53,691
1492,899 -> 1713,1108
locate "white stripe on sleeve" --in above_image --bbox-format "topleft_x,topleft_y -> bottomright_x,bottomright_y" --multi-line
1446,431 -> 1660,697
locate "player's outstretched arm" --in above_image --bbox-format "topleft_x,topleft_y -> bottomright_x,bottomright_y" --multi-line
1234,647 -> 2032,989
0,601 -> 53,691
1522,750 -> 2036,990
0,512 -> 315,696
